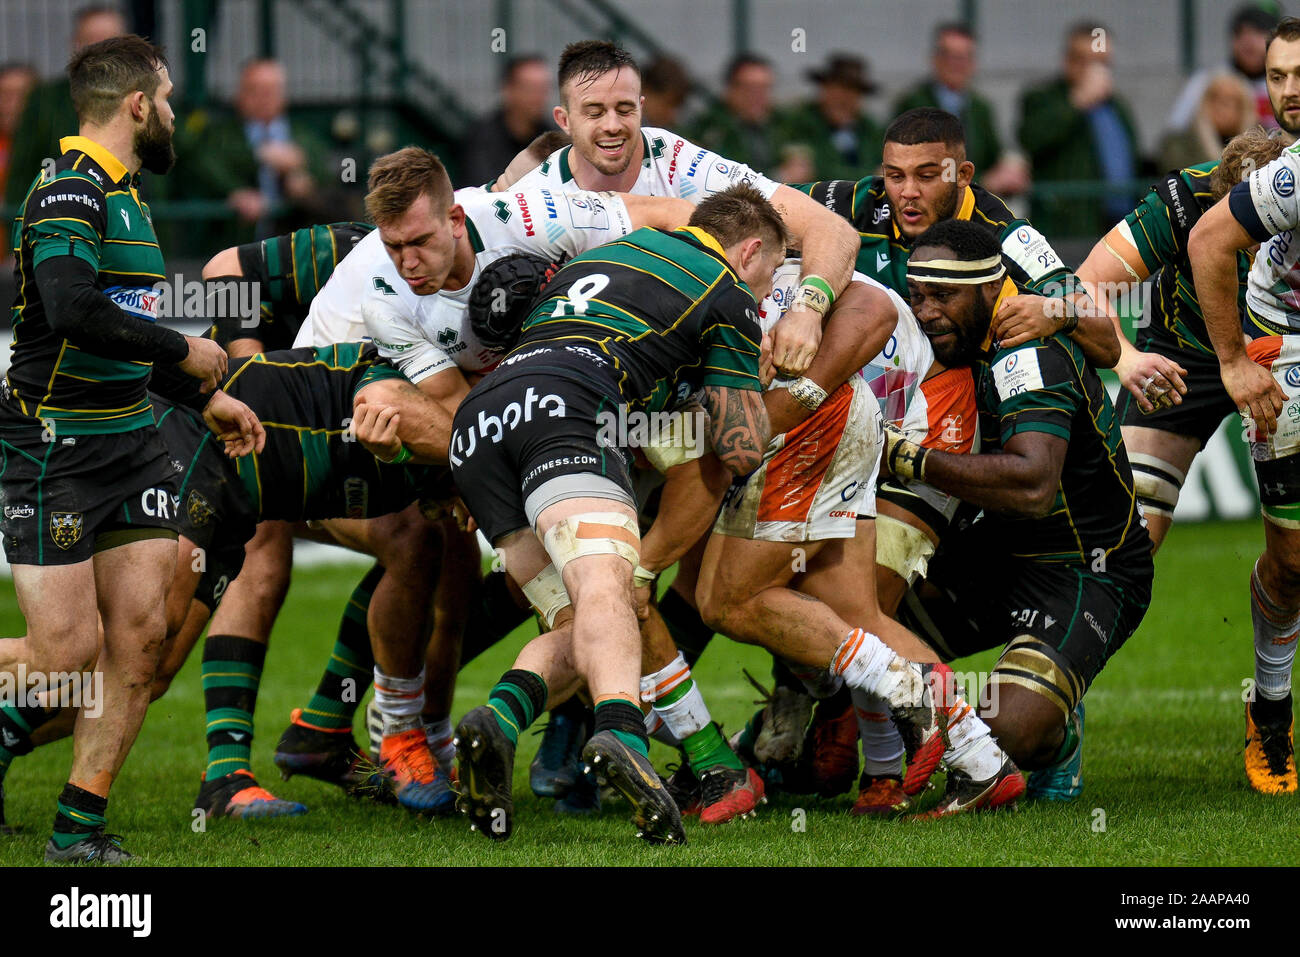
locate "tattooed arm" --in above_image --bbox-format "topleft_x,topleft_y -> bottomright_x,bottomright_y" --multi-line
699,385 -> 770,476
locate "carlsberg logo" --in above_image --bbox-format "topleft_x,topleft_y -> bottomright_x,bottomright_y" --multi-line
49,887 -> 151,937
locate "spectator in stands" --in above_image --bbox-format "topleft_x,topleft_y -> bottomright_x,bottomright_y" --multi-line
777,52 -> 883,180
3,4 -> 125,208
689,53 -> 781,173
640,55 -> 691,129
1167,4 -> 1281,137
1018,21 -> 1140,239
892,22 -> 1029,196
0,64 -> 38,201
459,55 -> 553,186
173,58 -> 331,247
1159,71 -> 1256,171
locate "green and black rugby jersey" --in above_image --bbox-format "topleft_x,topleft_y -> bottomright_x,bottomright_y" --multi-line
511,226 -> 764,413
792,178 -> 1074,299
972,281 -> 1151,578
215,221 -> 373,349
6,136 -> 166,434
218,342 -> 438,521
1121,162 -> 1246,356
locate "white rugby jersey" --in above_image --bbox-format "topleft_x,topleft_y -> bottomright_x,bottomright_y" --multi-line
1236,144 -> 1300,332
760,260 -> 934,440
512,126 -> 781,203
294,186 -> 634,383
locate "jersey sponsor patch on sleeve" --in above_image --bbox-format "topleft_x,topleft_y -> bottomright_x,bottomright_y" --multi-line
992,347 -> 1045,401
1000,224 -> 1063,283
1249,155 -> 1300,235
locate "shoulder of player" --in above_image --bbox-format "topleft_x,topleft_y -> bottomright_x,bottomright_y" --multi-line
989,335 -> 1082,388
969,184 -> 1017,231
25,166 -> 110,223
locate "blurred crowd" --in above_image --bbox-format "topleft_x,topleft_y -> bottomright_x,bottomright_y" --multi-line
0,1 -> 1288,254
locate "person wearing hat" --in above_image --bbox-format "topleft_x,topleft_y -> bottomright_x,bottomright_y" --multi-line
775,52 -> 883,181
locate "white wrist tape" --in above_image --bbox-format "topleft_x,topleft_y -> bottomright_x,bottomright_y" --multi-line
788,376 -> 829,411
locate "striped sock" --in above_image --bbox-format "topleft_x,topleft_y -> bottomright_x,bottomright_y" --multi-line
202,634 -> 267,780
594,698 -> 650,758
301,563 -> 380,730
486,670 -> 548,746
0,701 -> 47,783
373,668 -> 424,737
50,783 -> 107,850
1251,562 -> 1299,701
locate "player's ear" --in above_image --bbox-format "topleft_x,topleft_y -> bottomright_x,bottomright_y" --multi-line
126,89 -> 148,123
553,104 -> 570,134
957,160 -> 975,190
448,203 -> 466,237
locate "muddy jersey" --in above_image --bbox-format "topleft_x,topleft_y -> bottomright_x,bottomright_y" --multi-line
293,186 -> 635,382
513,126 -> 781,203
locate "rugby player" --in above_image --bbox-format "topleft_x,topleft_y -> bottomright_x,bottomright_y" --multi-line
451,186 -> 781,844
1265,18 -> 1300,138
1076,128 -> 1285,551
692,253 -> 1024,819
512,40 -> 862,379
270,147 -> 698,808
510,39 -> 862,794
1186,133 -> 1300,794
0,36 -> 257,862
882,221 -> 1153,808
1,343 -> 444,821
767,108 -> 1124,809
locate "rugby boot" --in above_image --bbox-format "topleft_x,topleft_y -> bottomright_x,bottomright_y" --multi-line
891,663 -> 950,796
1026,701 -> 1085,801
582,731 -> 686,845
455,706 -> 517,840
698,766 -> 765,824
554,764 -> 602,815
44,830 -> 131,864
273,708 -> 383,798
194,769 -> 307,820
807,689 -> 860,797
850,774 -> 908,816
379,727 -> 457,814
663,761 -> 701,816
1244,695 -> 1297,794
743,670 -> 814,764
529,707 -> 587,798
913,756 -> 1026,819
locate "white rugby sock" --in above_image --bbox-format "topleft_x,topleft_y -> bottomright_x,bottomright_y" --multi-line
830,628 -> 923,709
1251,561 -> 1299,701
423,716 -> 455,769
943,696 -> 1006,781
851,688 -> 904,778
374,667 -> 425,737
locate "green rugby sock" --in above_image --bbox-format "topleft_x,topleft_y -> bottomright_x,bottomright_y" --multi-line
594,698 -> 649,758
486,670 -> 548,745
654,679 -> 742,772
50,783 -> 107,850
202,634 -> 266,779
301,563 -> 381,730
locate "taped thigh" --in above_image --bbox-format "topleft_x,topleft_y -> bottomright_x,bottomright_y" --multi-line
541,511 -> 641,575
1127,452 -> 1185,521
987,635 -> 1085,722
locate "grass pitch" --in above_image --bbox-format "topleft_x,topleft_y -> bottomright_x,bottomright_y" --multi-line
0,519 -> 1295,866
